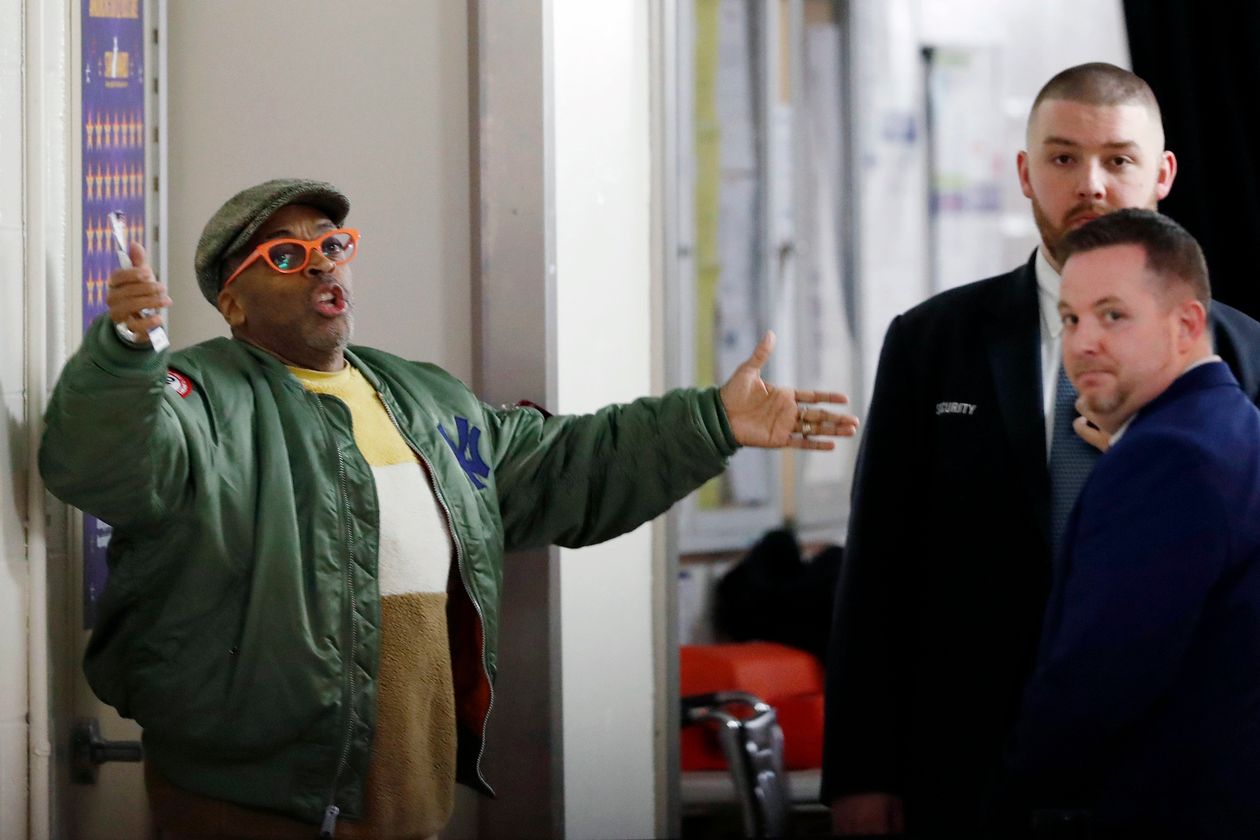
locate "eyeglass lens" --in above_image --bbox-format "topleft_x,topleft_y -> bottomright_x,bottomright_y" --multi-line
267,232 -> 355,272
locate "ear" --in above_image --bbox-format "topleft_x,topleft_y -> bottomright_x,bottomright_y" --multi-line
1017,150 -> 1034,200
1174,297 -> 1207,351
218,286 -> 246,328
1156,150 -> 1177,201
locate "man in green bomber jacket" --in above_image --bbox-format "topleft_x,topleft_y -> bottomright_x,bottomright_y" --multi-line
40,178 -> 858,839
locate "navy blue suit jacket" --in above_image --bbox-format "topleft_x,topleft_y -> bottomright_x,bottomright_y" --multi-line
824,253 -> 1260,832
1005,361 -> 1260,838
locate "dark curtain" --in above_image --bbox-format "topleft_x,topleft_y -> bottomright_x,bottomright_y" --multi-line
1125,2 -> 1260,319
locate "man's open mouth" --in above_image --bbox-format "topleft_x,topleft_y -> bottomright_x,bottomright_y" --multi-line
313,284 -> 348,317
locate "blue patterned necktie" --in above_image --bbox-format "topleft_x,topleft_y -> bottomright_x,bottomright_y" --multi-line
1049,363 -> 1101,561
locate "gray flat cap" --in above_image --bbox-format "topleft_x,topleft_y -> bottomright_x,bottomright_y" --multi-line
194,178 -> 350,304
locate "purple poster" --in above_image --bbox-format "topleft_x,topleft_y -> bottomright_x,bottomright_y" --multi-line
81,0 -> 146,628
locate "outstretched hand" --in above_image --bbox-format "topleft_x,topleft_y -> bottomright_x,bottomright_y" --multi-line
719,331 -> 859,450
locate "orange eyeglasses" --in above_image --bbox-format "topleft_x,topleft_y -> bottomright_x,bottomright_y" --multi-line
223,228 -> 361,289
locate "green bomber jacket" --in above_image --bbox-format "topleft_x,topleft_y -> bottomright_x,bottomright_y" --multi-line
40,315 -> 737,826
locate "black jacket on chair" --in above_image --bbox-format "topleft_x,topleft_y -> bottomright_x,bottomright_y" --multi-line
821,253 -> 1260,834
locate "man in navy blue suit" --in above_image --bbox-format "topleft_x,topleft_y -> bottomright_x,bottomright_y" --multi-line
1003,208 -> 1260,838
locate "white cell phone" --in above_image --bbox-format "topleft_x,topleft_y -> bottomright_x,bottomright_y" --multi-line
107,211 -> 169,352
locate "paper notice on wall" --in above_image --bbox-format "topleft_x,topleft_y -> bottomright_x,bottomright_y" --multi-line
925,45 -> 1004,293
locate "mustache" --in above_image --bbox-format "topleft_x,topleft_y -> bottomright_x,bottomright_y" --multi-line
1064,203 -> 1109,225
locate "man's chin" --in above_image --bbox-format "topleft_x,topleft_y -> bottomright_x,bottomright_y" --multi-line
311,319 -> 352,351
1082,393 -> 1121,418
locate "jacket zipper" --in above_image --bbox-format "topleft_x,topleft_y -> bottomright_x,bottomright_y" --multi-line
379,396 -> 496,794
321,442 -> 360,837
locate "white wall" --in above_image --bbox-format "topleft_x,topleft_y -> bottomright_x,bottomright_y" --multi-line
552,2 -> 657,837
165,0 -> 473,381
0,0 -> 30,835
6,0 -> 74,835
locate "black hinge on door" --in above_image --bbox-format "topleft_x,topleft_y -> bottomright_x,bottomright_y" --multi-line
71,718 -> 143,784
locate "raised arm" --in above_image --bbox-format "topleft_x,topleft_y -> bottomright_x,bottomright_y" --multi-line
40,246 -> 190,528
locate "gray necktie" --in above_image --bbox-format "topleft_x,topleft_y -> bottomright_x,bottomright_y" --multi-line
1049,363 -> 1100,560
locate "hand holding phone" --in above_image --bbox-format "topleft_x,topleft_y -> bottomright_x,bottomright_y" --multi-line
106,211 -> 170,351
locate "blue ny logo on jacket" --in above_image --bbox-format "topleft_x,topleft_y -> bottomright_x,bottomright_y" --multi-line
439,416 -> 491,490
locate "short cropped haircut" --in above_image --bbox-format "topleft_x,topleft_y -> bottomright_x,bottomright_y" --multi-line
1062,209 -> 1210,310
1031,62 -> 1161,120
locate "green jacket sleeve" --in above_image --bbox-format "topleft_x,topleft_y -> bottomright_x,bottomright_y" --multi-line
39,315 -> 191,528
486,386 -> 739,551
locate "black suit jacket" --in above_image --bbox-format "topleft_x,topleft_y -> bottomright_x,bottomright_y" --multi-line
821,254 -> 1260,833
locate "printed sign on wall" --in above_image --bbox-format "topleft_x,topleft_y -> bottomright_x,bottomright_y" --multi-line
81,0 -> 145,628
